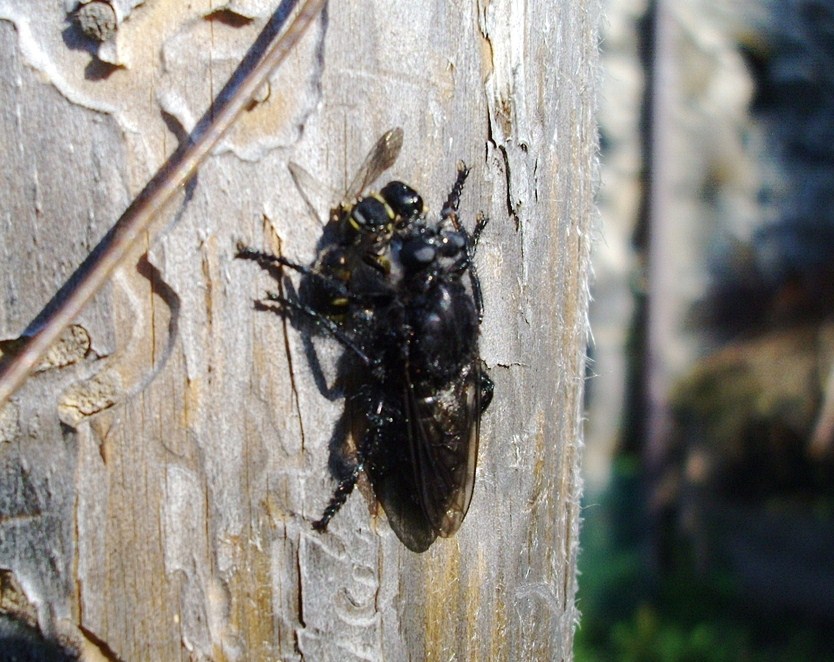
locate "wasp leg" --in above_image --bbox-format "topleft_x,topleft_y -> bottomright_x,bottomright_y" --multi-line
312,461 -> 362,531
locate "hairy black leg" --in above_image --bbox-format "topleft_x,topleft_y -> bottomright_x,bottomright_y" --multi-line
237,244 -> 351,302
440,161 -> 470,225
238,244 -> 391,311
236,244 -> 312,278
256,292 -> 374,367
472,212 -> 488,249
479,367 -> 494,413
311,461 -> 362,531
467,212 -> 489,322
312,389 -> 382,532
449,211 -> 488,323
438,165 -> 488,322
313,386 -> 395,531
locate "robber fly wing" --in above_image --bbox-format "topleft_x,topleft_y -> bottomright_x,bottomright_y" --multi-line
345,127 -> 404,200
406,361 -> 482,538
360,383 -> 439,553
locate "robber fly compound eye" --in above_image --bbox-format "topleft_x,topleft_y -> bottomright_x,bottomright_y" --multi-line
400,237 -> 437,272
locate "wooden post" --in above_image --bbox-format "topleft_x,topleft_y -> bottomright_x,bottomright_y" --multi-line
0,1 -> 599,658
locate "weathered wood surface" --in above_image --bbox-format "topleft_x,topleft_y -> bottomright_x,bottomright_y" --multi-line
0,0 -> 599,659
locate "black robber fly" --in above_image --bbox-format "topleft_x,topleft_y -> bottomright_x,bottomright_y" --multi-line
237,130 -> 492,552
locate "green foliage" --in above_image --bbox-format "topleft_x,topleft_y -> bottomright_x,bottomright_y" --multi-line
609,605 -> 749,662
575,459 -> 834,661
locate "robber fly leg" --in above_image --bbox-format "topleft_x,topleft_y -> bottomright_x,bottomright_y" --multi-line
236,244 -> 315,278
312,461 -> 363,531
256,292 -> 375,367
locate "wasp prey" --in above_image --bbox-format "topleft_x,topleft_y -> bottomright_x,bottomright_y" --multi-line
237,130 -> 492,552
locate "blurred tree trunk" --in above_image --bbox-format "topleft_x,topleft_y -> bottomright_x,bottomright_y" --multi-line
0,1 -> 599,659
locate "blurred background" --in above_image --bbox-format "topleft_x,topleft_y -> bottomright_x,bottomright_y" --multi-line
579,1 -> 834,659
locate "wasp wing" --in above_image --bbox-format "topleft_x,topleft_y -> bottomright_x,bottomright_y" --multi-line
288,161 -> 335,227
345,128 -> 404,200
